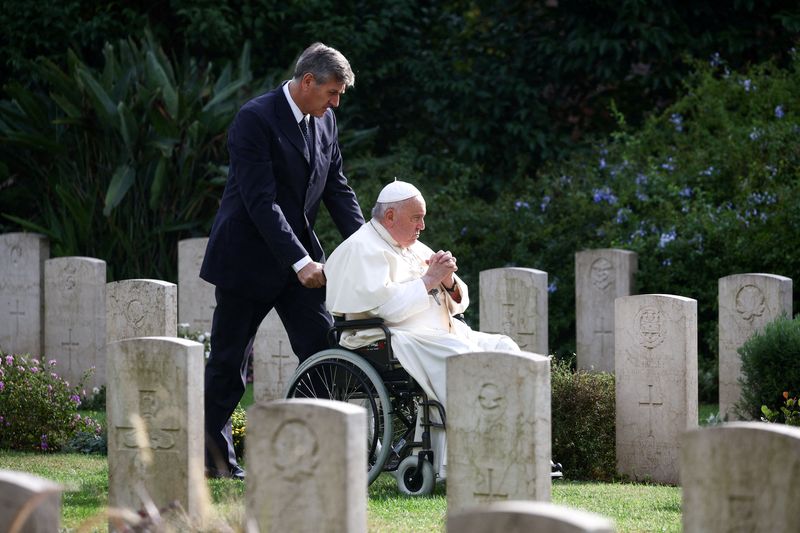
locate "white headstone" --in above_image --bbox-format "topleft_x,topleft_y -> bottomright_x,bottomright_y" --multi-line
447,351 -> 551,514
253,309 -> 298,402
615,294 -> 698,484
718,273 -> 793,420
245,399 -> 366,533
44,257 -> 107,389
106,279 -> 177,343
447,501 -> 616,533
0,470 -> 63,533
479,268 -> 548,354
575,249 -> 637,372
177,238 -> 215,334
682,422 -> 800,532
106,336 -> 208,525
0,233 -> 49,356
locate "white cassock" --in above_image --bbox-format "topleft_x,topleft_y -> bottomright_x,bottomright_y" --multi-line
324,219 -> 520,478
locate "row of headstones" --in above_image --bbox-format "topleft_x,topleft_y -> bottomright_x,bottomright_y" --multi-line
2,233 -> 791,422
4,336 -> 800,531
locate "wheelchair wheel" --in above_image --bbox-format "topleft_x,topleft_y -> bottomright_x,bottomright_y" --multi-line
395,455 -> 435,496
285,349 -> 393,485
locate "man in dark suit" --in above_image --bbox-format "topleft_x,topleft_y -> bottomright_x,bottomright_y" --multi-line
200,43 -> 365,479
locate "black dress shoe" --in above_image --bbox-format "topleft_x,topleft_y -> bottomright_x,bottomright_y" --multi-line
230,465 -> 246,480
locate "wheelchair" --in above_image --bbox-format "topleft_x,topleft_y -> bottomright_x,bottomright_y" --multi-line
283,317 -> 443,495
283,317 -> 564,496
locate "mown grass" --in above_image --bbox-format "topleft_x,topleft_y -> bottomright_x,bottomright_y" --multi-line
1,452 -> 682,532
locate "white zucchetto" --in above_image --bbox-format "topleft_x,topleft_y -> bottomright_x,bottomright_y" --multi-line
376,179 -> 422,203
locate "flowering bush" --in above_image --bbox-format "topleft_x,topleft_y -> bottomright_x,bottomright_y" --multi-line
0,353 -> 102,451
761,392 -> 800,427
177,323 -> 211,359
231,404 -> 246,460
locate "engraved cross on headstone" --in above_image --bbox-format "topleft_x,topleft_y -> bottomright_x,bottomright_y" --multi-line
273,340 -> 291,392
593,314 -> 613,358
61,328 -> 80,374
473,467 -> 508,500
638,384 -> 664,437
10,299 -> 25,336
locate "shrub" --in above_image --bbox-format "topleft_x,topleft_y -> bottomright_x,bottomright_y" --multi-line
231,404 -> 246,460
177,323 -> 211,360
551,358 -> 616,480
0,353 -> 102,451
761,392 -> 800,427
737,314 -> 800,419
80,385 -> 106,411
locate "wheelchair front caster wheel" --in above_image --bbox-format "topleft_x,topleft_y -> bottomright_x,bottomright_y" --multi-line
395,456 -> 435,496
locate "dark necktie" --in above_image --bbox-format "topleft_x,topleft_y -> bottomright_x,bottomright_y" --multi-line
299,117 -> 312,162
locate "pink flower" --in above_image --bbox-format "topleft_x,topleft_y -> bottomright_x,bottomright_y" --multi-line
31,367 -> 39,373
4,355 -> 12,365
0,381 -> 4,391
48,360 -> 57,366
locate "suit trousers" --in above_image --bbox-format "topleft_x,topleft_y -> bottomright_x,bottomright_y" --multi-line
204,279 -> 332,472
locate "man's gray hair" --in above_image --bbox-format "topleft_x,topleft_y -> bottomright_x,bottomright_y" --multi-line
293,42 -> 355,87
372,198 -> 414,220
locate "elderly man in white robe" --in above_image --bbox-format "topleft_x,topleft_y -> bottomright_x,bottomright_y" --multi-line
324,180 -> 520,480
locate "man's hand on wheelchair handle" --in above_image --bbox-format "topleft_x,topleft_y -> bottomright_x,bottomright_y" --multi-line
297,261 -> 327,288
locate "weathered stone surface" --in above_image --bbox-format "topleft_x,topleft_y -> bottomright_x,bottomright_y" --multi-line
447,350 -> 551,514
44,257 -> 106,389
106,337 -> 208,525
682,422 -> 800,533
245,399 -> 366,533
106,279 -> 177,342
615,294 -> 698,484
718,273 -> 792,420
479,268 -> 548,355
447,501 -> 615,533
252,309 -> 297,402
0,470 -> 63,533
177,238 -> 215,334
575,249 -> 637,373
0,233 -> 49,356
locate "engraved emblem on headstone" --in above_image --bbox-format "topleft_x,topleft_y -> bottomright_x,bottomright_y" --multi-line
726,494 -> 756,532
497,277 -> 535,349
638,384 -> 663,437
473,467 -> 509,501
271,419 -> 319,482
125,298 -> 146,330
735,284 -> 766,321
118,390 -> 178,450
10,244 -> 22,266
478,383 -> 506,412
590,257 -> 614,291
635,306 -> 665,349
62,262 -> 77,291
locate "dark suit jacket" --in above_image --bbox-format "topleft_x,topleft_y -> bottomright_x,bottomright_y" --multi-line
200,84 -> 364,300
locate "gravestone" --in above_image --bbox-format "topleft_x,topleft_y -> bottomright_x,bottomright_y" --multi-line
44,257 -> 107,389
106,336 -> 208,525
718,273 -> 792,421
245,399 -> 366,533
106,279 -> 177,342
177,238 -> 215,334
479,268 -> 548,354
615,294 -> 697,484
682,422 -> 800,532
446,351 -> 551,514
575,249 -> 637,373
447,501 -> 615,533
0,470 -> 63,533
252,309 -> 297,401
0,233 -> 49,356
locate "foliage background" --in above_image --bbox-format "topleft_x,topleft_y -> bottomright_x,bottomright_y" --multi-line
1,1 -> 799,402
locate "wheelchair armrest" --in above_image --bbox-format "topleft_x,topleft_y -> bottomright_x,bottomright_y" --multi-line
333,317 -> 386,329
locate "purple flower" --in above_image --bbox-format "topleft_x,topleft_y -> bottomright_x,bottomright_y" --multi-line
599,158 -> 607,169
40,434 -> 48,451
4,355 -> 12,365
670,113 -> 683,132
678,187 -> 692,198
774,105 -> 785,119
547,281 -> 558,294
31,367 -> 39,373
709,52 -> 723,67
749,128 -> 761,141
636,191 -> 649,202
48,359 -> 57,366
662,258 -> 672,266
699,166 -> 716,177
615,208 -> 629,224
460,226 -> 468,236
740,79 -> 755,92
70,394 -> 81,406
540,195 -> 551,212
661,157 -> 676,172
0,381 -> 4,392
658,229 -> 677,248
635,173 -> 648,185
592,187 -> 618,205
514,200 -> 530,211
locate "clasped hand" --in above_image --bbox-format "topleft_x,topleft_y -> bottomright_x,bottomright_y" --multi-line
422,250 -> 457,292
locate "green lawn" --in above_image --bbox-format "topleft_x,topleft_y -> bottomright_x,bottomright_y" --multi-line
0,452 -> 681,532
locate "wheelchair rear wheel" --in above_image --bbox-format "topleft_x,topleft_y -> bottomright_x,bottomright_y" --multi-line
285,349 -> 393,485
